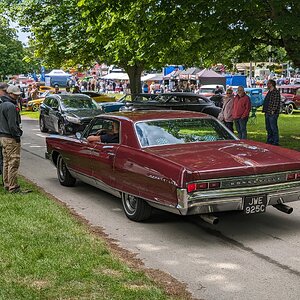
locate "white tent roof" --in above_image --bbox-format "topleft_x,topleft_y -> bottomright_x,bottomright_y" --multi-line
101,72 -> 129,80
141,73 -> 164,81
47,69 -> 70,76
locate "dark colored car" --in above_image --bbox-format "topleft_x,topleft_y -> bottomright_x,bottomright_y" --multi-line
45,110 -> 300,222
277,85 -> 300,114
119,92 -> 221,118
97,93 -> 157,113
39,93 -> 103,135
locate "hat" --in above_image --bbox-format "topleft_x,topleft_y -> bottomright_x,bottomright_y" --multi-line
0,82 -> 9,91
7,85 -> 22,95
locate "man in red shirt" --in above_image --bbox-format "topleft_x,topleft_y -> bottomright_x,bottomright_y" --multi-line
232,86 -> 251,139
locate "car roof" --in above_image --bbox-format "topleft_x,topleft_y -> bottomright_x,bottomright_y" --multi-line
98,110 -> 212,122
160,92 -> 209,98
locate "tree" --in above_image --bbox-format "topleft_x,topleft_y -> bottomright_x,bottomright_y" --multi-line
0,17 -> 28,80
3,0 -> 299,92
188,0 -> 300,67
77,0 -> 206,95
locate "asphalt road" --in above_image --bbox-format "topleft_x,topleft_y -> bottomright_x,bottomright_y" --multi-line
19,116 -> 300,300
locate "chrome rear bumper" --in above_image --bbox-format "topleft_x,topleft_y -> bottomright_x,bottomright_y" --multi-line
176,182 -> 300,215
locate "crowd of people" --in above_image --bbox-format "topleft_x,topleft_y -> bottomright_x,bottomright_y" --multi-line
218,80 -> 281,145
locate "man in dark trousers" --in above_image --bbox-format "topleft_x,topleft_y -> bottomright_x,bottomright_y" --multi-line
0,82 -> 9,180
262,79 -> 281,145
0,85 -> 30,193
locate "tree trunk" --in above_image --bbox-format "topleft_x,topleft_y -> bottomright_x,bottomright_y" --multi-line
124,65 -> 144,99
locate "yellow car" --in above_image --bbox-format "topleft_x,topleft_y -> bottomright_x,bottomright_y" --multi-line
81,91 -> 115,102
26,91 -> 53,112
39,86 -> 55,92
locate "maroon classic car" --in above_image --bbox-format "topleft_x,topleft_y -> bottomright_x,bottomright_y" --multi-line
278,85 -> 300,114
45,110 -> 300,223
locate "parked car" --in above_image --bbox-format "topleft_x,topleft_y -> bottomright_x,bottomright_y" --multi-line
97,101 -> 126,113
45,110 -> 300,223
198,84 -> 225,96
39,86 -> 55,92
26,91 -> 53,112
80,91 -> 116,103
98,93 -> 158,113
277,85 -> 300,114
244,88 -> 264,108
39,94 -> 103,135
120,92 -> 221,118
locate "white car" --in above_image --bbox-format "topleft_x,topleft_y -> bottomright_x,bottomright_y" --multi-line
198,84 -> 225,96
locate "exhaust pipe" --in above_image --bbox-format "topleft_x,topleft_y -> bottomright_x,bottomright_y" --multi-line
273,203 -> 293,214
200,214 -> 219,225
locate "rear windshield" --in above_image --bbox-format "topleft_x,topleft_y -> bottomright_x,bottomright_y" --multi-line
135,118 -> 236,147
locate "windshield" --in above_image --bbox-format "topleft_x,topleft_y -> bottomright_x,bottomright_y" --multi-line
61,97 -> 98,110
135,118 -> 236,147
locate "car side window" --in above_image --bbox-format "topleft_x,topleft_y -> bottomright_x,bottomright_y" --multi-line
84,119 -> 119,139
50,99 -> 59,109
43,97 -> 51,106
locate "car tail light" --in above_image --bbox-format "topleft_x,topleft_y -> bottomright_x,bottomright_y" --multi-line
287,172 -> 300,181
187,183 -> 197,193
187,181 -> 220,193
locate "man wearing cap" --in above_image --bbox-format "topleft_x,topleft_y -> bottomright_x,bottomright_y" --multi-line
0,85 -> 26,193
0,82 -> 9,180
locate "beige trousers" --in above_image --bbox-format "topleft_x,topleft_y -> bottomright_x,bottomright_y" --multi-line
0,137 -> 21,191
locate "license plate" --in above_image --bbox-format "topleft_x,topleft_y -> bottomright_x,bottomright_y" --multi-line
244,194 -> 267,214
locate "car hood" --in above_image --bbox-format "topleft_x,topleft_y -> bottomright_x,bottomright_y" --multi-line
65,109 -> 103,119
145,140 -> 300,180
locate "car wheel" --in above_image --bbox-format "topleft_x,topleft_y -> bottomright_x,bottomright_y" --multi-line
57,154 -> 76,187
121,193 -> 152,222
39,116 -> 48,133
58,122 -> 67,135
32,104 -> 39,112
285,103 -> 294,115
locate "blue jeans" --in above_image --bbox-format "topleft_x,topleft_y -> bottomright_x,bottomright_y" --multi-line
234,118 -> 248,139
265,113 -> 279,145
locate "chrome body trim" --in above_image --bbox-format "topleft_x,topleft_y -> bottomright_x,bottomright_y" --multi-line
69,169 -> 121,198
68,169 -> 181,213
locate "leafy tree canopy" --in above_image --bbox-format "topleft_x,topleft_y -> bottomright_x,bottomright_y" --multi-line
0,16 -> 28,79
2,0 -> 299,92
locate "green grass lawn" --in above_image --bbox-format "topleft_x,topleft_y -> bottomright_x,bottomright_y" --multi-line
247,110 -> 300,150
0,179 -> 188,300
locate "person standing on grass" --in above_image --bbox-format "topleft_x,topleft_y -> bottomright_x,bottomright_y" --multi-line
232,86 -> 251,139
0,85 -> 30,193
262,79 -> 281,146
218,88 -> 234,133
0,82 -> 9,181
